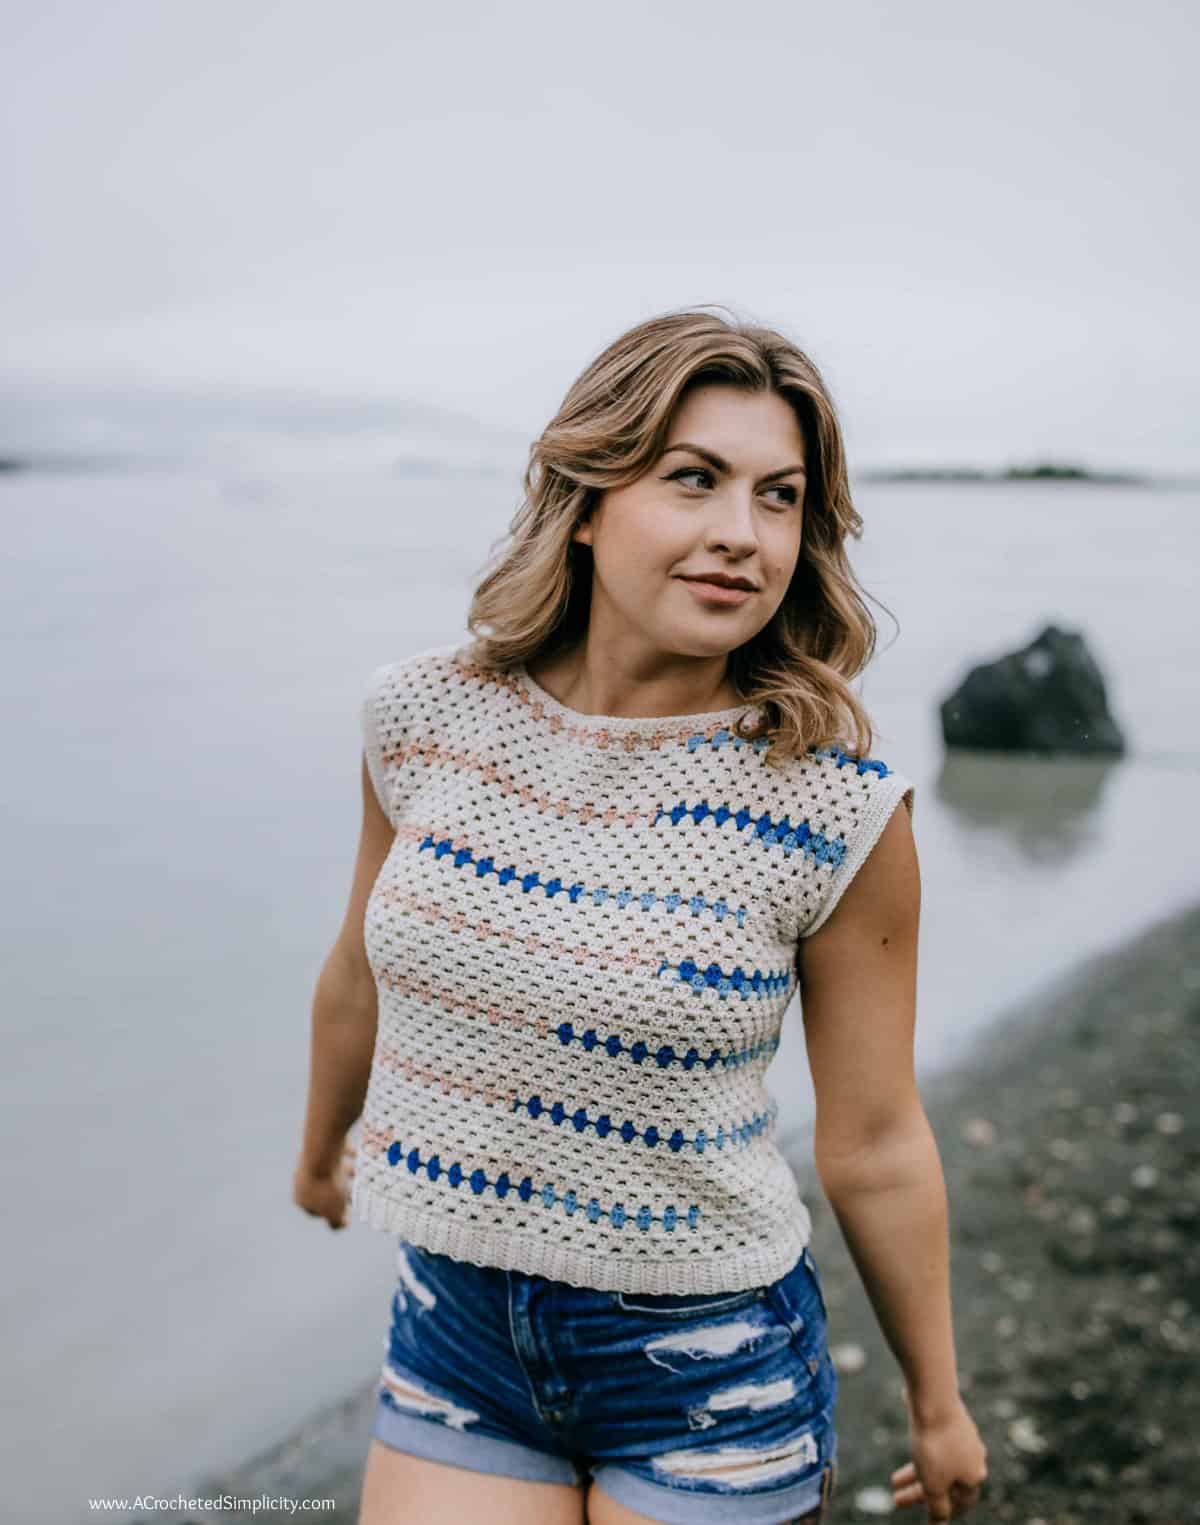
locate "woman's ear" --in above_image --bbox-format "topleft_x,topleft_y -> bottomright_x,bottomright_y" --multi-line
571,484 -> 601,548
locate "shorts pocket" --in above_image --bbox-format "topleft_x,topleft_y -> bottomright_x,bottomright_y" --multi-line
764,1255 -> 831,1375
801,1246 -> 831,1323
610,1285 -> 766,1318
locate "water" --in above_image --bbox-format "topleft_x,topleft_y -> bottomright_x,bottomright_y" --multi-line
3,457 -> 1198,1520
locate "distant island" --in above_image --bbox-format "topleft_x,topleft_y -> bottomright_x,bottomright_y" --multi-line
0,451 -> 153,474
857,461 -> 1149,485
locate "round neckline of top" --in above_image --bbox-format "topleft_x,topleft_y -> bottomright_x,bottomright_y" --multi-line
513,661 -> 759,733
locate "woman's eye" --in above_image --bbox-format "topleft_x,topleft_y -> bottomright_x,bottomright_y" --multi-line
667,467 -> 711,489
665,467 -> 796,506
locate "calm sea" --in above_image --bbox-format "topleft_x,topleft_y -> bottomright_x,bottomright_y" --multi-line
3,458 -> 1198,1520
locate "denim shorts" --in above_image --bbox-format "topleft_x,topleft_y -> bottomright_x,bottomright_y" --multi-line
371,1236 -> 839,1525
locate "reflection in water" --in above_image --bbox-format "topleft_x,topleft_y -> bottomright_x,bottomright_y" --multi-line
934,749 -> 1120,864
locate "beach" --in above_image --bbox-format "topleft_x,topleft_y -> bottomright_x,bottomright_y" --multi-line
165,899 -> 1200,1525
792,899 -> 1200,1524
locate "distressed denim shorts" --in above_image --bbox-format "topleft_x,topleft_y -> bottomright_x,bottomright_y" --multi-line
372,1236 -> 839,1525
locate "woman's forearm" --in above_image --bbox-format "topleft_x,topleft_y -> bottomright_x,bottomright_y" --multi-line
298,951 -> 378,1179
817,1111 -> 961,1423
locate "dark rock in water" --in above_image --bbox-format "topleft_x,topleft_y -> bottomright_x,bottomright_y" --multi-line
939,623 -> 1126,755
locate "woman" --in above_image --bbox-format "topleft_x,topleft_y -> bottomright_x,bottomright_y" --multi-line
293,307 -> 988,1525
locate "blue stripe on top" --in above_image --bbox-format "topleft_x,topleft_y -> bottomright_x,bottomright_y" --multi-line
654,799 -> 847,867
419,833 -> 750,927
385,1136 -> 702,1233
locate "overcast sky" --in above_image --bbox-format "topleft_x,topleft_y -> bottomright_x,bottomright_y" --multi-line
3,0 -> 1195,470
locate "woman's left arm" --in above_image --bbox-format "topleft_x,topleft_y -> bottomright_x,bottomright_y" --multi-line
797,803 -> 988,1517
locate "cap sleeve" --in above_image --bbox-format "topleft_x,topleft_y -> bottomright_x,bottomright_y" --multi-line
361,661 -> 402,826
796,746 -> 916,939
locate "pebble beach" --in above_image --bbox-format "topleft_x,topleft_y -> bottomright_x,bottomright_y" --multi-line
791,898 -> 1200,1524
163,899 -> 1200,1525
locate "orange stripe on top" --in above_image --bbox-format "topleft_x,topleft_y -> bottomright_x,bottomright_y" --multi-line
457,658 -> 696,753
381,740 -> 656,829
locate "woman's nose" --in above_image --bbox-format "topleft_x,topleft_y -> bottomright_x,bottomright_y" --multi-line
704,497 -> 759,552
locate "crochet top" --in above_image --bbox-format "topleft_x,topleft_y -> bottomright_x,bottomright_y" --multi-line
350,640 -> 915,1295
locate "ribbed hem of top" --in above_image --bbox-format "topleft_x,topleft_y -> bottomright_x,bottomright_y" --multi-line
351,1178 -> 811,1296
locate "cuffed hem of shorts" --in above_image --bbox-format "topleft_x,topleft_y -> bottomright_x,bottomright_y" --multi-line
373,1400 -> 584,1488
589,1454 -> 834,1525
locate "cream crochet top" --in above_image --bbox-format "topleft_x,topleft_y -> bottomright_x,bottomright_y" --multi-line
350,640 -> 915,1294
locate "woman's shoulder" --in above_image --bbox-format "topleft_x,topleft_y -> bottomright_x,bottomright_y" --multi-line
364,638 -> 511,746
802,740 -> 916,826
365,639 -> 475,700
762,736 -> 915,821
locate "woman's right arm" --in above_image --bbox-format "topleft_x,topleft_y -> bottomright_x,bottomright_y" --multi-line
292,753 -> 396,1229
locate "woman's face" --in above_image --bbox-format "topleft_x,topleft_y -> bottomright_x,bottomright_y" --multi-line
573,383 -> 807,664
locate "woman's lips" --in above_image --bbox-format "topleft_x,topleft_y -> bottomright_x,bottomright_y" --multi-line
678,577 -> 755,606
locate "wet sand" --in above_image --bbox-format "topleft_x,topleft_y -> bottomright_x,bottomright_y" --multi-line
164,900 -> 1200,1525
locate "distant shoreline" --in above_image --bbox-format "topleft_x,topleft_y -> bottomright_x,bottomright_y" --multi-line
857,462 -> 1152,485
2,453 -> 1196,489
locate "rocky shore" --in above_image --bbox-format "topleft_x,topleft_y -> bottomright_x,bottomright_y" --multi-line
788,898 -> 1200,1524
166,901 -> 1200,1525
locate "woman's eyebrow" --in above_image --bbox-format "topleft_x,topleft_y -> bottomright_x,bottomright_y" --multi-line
661,442 -> 807,483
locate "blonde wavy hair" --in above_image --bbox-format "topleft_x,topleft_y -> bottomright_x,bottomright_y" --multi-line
464,304 -> 895,771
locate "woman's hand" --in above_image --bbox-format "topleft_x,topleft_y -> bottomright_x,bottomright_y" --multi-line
891,1388 -> 988,1521
292,1135 -> 357,1231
